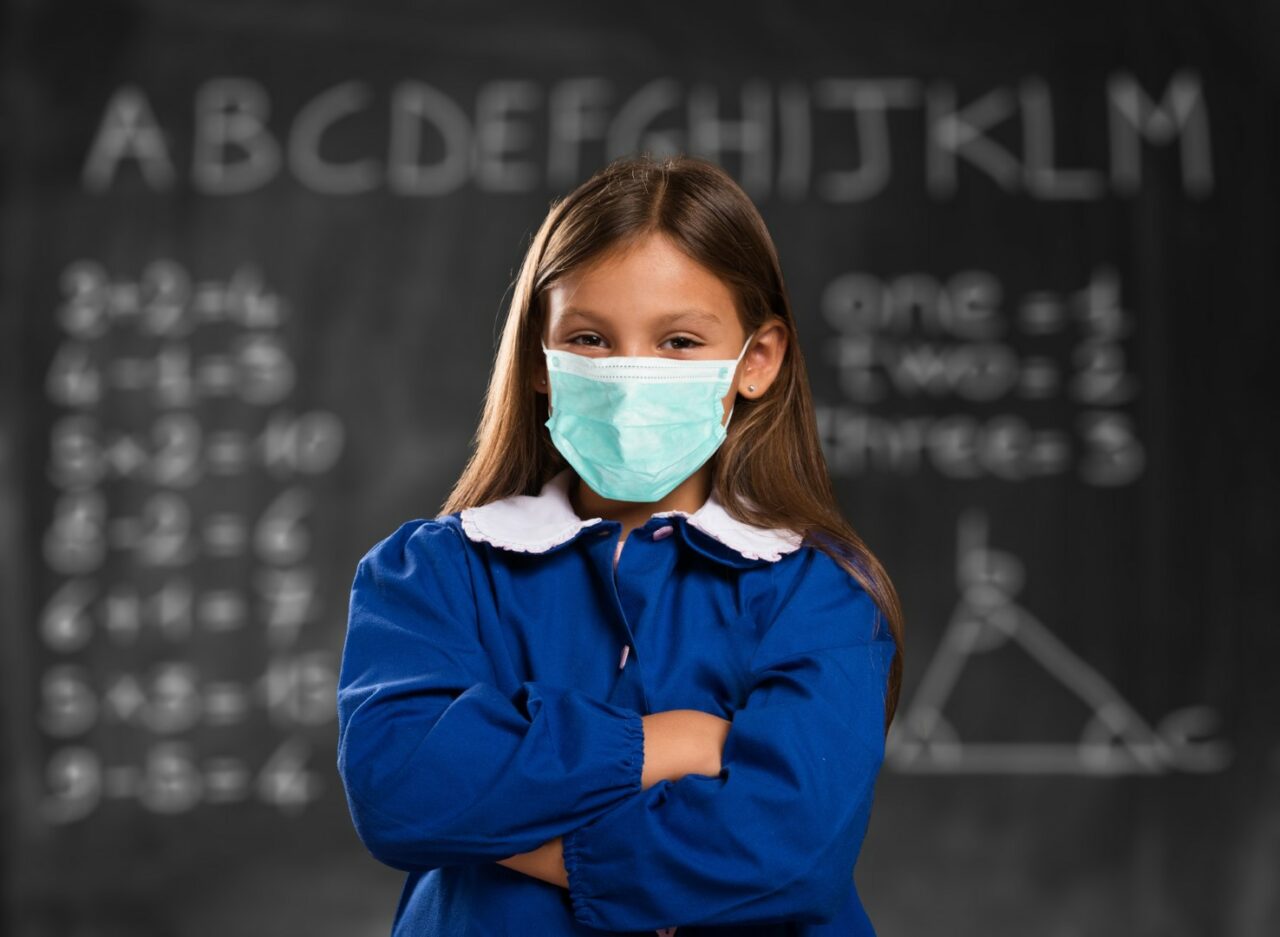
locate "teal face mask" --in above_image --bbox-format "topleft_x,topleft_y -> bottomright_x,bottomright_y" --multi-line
540,332 -> 755,503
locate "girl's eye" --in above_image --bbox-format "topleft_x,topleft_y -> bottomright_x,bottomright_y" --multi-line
564,334 -> 704,351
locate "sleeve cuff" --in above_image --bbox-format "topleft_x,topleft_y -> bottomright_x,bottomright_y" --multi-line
615,707 -> 646,794
513,681 -> 647,800
562,772 -> 701,931
562,807 -> 603,928
560,713 -> 650,931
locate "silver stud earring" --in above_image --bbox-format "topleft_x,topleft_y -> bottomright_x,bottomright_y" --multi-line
747,384 -> 756,392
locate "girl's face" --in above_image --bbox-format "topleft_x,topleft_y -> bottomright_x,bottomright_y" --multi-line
538,231 -> 786,422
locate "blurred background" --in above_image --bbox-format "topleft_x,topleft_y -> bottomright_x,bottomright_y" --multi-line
2,1 -> 1277,934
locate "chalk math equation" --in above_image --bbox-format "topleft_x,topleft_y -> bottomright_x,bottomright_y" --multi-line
37,260 -> 345,822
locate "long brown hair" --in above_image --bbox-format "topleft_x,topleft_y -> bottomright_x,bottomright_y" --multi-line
440,153 -> 905,732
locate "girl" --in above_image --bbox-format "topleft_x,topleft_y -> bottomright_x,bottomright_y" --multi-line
337,154 -> 905,936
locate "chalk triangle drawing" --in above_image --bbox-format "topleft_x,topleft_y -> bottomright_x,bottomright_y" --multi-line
884,509 -> 1230,775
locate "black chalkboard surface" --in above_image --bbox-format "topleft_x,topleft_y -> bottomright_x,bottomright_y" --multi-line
2,1 -> 1277,935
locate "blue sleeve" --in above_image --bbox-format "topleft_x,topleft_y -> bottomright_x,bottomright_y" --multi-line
560,546 -> 897,931
336,518 -> 647,873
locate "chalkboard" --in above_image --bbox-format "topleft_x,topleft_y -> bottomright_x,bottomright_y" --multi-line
3,1 -> 1277,935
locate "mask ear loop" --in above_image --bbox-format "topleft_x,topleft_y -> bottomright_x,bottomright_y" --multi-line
723,330 -> 757,427
539,340 -> 554,416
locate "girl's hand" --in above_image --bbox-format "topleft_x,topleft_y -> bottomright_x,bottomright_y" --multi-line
640,709 -> 732,788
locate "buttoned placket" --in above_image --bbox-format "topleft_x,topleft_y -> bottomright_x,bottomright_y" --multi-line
582,517 -> 682,717
614,523 -> 675,671
601,519 -> 681,937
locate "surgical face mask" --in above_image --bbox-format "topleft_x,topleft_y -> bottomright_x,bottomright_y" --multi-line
540,332 -> 755,503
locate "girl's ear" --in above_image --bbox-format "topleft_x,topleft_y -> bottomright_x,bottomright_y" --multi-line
532,333 -> 548,396
534,324 -> 551,396
737,319 -> 788,399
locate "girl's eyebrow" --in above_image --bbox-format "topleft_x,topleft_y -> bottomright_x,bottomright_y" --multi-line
655,309 -> 723,327
562,307 -> 723,327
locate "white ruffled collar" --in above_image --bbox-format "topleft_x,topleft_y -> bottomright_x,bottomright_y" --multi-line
458,468 -> 804,563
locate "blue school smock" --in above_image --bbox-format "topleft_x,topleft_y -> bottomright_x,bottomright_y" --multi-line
336,468 -> 897,936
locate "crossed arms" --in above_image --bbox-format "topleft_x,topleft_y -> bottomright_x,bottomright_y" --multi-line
337,520 -> 894,930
